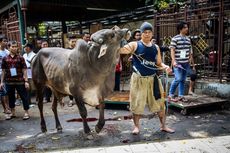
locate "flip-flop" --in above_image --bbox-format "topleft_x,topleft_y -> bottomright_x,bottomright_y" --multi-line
178,97 -> 189,102
68,103 -> 73,107
5,115 -> 16,120
3,110 -> 11,114
5,116 -> 12,120
23,114 -> 30,120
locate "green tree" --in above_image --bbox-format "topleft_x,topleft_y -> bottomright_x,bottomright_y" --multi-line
144,0 -> 186,11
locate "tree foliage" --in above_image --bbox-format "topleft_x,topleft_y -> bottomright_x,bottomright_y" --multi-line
144,0 -> 186,11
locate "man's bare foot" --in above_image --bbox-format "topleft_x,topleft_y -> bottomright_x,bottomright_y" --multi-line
160,127 -> 175,133
132,127 -> 140,135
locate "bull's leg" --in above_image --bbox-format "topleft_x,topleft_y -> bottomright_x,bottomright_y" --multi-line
37,85 -> 47,133
95,102 -> 105,133
52,96 -> 62,133
75,99 -> 91,134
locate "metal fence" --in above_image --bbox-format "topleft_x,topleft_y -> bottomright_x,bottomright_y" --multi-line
154,0 -> 230,82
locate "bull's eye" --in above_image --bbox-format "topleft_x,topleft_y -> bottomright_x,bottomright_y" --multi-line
98,38 -> 103,44
111,33 -> 115,38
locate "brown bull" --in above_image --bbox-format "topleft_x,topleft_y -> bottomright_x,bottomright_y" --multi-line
31,27 -> 129,134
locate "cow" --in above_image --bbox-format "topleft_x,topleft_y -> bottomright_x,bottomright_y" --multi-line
31,27 -> 129,135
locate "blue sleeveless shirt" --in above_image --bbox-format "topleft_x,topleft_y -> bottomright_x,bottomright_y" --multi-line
132,41 -> 158,76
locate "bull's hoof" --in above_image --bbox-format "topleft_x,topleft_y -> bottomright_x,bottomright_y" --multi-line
41,127 -> 47,133
84,127 -> 91,134
57,127 -> 63,133
95,124 -> 103,133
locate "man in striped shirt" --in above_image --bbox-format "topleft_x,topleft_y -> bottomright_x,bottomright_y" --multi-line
168,21 -> 192,102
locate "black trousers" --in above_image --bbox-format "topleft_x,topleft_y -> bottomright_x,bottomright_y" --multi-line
44,86 -> 52,101
6,84 -> 29,110
114,72 -> 121,91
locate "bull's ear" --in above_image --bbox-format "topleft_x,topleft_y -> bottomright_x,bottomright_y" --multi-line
125,30 -> 131,40
98,44 -> 107,58
111,25 -> 120,30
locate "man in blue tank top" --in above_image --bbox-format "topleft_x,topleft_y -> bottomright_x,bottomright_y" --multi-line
120,22 -> 174,135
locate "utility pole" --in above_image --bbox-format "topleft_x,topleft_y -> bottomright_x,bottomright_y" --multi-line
16,0 -> 26,47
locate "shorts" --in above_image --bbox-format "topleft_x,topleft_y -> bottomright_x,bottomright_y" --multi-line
129,73 -> 165,115
0,86 -> 7,96
187,68 -> 197,81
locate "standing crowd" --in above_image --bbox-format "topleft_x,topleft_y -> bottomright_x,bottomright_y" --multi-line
0,32 -> 92,120
1,21 -> 196,135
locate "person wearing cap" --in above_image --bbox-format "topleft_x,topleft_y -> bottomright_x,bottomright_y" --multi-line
120,22 -> 174,135
23,43 -> 36,106
168,21 -> 192,102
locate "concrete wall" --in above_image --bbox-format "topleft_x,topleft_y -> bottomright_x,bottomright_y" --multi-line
195,81 -> 230,99
167,77 -> 230,100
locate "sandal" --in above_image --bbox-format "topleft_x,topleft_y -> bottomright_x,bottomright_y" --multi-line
5,114 -> 16,120
5,114 -> 12,120
68,100 -> 73,107
4,110 -> 11,114
178,97 -> 188,102
168,96 -> 179,102
23,114 -> 30,120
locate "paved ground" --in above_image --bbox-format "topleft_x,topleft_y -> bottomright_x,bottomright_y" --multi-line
0,97 -> 230,153
47,135 -> 230,153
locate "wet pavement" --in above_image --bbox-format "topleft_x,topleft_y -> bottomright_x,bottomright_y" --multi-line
0,98 -> 230,153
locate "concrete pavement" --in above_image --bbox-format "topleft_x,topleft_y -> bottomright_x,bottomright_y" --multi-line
47,135 -> 230,153
1,97 -> 230,152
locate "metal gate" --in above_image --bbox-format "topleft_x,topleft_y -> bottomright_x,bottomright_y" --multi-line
0,7 -> 20,44
155,0 -> 230,82
0,15 -> 7,37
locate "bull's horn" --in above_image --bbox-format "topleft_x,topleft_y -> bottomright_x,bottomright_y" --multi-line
98,44 -> 107,58
111,25 -> 120,30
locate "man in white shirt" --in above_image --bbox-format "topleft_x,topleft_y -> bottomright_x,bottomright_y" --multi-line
0,35 -> 10,114
82,32 -> 91,43
23,43 -> 36,105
